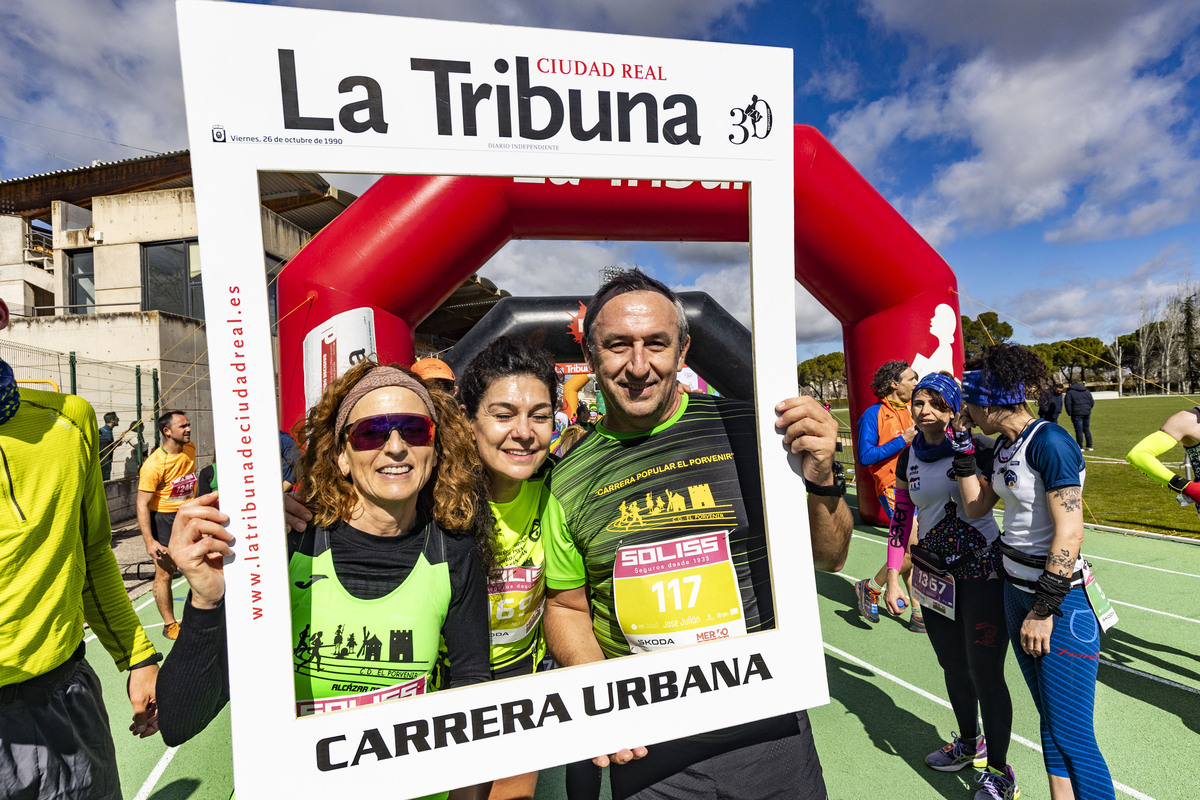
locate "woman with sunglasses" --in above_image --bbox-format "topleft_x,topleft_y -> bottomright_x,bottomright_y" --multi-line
952,345 -> 1113,800
157,361 -> 494,800
455,336 -> 561,800
882,374 -> 1015,800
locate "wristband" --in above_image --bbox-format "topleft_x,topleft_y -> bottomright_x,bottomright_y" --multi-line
129,653 -> 163,670
886,488 -> 915,571
1033,569 -> 1072,617
953,451 -> 978,478
1169,474 -> 1189,492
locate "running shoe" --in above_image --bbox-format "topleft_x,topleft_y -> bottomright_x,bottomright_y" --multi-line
974,765 -> 1019,799
909,606 -> 926,634
855,578 -> 880,623
926,732 -> 986,772
164,621 -> 181,640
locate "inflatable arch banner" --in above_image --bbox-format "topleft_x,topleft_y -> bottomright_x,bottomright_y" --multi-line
278,132 -> 961,526
180,3 -> 958,795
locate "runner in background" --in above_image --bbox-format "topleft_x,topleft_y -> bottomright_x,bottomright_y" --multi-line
883,374 -> 1014,797
854,360 -> 924,631
1125,407 -> 1200,511
954,344 -> 1113,800
137,410 -> 197,640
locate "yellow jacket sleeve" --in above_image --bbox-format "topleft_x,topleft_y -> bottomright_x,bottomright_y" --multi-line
1125,430 -> 1181,489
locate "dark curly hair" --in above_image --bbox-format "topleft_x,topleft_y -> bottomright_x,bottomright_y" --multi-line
458,336 -> 559,420
870,360 -> 911,399
978,343 -> 1050,411
295,359 -> 497,573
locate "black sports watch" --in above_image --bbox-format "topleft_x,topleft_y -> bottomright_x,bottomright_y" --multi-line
804,462 -> 846,497
1031,599 -> 1054,618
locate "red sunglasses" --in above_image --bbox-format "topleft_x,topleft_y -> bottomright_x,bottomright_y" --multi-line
344,413 -> 436,451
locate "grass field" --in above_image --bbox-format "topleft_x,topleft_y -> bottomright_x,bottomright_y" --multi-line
831,394 -> 1200,538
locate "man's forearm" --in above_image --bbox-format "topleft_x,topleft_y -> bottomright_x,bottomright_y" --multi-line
136,501 -> 154,545
807,494 -> 852,573
544,602 -> 606,666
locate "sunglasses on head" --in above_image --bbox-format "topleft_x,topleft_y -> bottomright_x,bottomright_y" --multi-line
344,413 -> 436,451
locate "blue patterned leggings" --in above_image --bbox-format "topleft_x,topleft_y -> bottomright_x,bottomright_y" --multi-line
1004,584 -> 1114,800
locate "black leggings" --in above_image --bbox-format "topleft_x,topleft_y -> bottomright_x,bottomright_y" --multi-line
923,574 -> 1012,768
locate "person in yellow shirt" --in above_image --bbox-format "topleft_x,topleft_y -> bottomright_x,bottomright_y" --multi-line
0,298 -> 160,800
137,410 -> 197,639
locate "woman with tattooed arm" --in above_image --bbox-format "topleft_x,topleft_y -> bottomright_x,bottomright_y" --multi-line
951,344 -> 1113,800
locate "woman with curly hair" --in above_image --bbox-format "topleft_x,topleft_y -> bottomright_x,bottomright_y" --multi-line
883,373 -> 1014,798
952,344 -> 1113,800
456,336 -> 562,800
157,361 -> 494,800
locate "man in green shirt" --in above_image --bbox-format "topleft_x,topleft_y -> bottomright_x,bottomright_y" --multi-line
544,270 -> 852,799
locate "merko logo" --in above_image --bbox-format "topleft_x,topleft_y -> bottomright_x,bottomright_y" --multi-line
278,50 -> 701,145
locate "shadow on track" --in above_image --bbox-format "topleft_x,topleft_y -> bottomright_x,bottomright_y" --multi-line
824,653 -> 972,797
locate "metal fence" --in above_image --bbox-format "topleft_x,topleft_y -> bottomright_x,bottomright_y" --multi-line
1,339 -> 166,480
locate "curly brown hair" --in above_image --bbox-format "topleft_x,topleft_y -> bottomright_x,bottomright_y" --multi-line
295,359 -> 496,572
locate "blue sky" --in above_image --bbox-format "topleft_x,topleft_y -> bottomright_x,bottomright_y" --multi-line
2,0 -> 1198,358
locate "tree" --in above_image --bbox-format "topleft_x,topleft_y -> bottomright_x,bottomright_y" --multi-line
797,352 -> 846,401
960,312 -> 1014,362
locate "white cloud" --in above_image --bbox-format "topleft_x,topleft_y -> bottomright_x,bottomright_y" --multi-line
987,242 -> 1192,341
831,0 -> 1200,247
0,0 -> 760,180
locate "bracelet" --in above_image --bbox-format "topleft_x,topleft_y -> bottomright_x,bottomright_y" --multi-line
129,653 -> 164,670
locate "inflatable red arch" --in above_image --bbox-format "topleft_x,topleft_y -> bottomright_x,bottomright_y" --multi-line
278,124 -> 962,525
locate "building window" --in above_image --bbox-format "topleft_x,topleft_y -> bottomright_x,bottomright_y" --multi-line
266,254 -> 285,332
67,250 -> 96,314
142,240 -> 203,319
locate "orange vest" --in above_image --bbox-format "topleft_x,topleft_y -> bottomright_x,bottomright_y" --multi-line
865,402 -> 913,507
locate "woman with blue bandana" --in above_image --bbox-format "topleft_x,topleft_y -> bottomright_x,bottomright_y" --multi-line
883,373 -> 1015,799
953,345 -> 1113,800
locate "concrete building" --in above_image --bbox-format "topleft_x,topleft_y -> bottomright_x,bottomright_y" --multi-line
0,152 -> 509,521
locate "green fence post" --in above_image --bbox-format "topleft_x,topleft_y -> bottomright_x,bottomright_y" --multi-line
69,351 -> 77,396
152,369 -> 161,449
135,366 -> 146,468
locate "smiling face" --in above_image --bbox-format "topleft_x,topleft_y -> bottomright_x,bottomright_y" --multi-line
911,389 -> 953,436
470,374 -> 554,503
586,290 -> 689,434
336,386 -> 437,532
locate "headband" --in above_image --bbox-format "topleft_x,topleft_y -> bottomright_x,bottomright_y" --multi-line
914,373 -> 961,413
960,370 -> 1026,407
334,367 -> 437,442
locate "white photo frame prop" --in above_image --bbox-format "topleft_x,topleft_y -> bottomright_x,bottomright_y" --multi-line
177,2 -> 828,796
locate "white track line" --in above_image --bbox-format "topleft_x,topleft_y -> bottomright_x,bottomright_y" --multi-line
1109,600 -> 1200,623
822,642 -> 1157,800
854,532 -> 1200,580
132,746 -> 178,800
1082,554 -> 1200,579
1100,660 -> 1200,696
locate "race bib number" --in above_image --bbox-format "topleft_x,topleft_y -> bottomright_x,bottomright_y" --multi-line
487,565 -> 545,646
168,472 -> 197,500
912,566 -> 956,620
613,531 -> 746,653
296,674 -> 426,717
